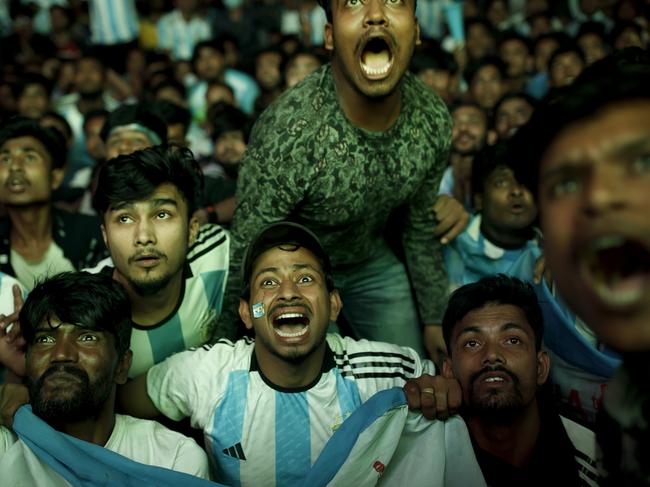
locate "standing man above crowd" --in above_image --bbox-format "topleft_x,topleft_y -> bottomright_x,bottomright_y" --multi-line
219,0 -> 461,362
0,118 -> 107,290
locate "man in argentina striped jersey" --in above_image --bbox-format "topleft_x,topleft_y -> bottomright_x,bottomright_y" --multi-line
118,222 -> 460,485
89,146 -> 229,378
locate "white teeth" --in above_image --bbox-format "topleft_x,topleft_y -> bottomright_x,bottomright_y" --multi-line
361,62 -> 391,77
593,278 -> 645,308
275,326 -> 308,338
484,377 -> 504,383
278,313 -> 304,320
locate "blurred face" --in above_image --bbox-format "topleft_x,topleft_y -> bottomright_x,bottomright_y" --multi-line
443,304 -> 549,422
167,123 -> 188,148
466,23 -> 495,60
451,105 -> 488,155
577,33 -> 607,65
105,129 -> 155,160
214,130 -> 246,165
240,246 -> 341,364
486,0 -> 508,28
417,68 -> 452,104
534,38 -> 559,73
285,54 -> 322,88
614,27 -> 644,50
324,0 -> 420,100
25,320 -> 129,423
495,97 -> 534,140
499,39 -> 530,78
18,84 -> 49,119
477,166 -> 537,238
0,136 -> 62,206
102,183 -> 199,297
255,51 -> 283,91
206,85 -> 235,107
538,101 -> 650,352
75,58 -> 105,97
84,116 -> 106,162
155,86 -> 187,108
470,65 -> 503,110
549,51 -> 584,88
194,47 -> 225,82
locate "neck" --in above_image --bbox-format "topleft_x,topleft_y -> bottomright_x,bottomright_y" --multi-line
114,270 -> 184,326
8,204 -> 53,259
254,343 -> 326,389
467,400 -> 541,468
481,219 -> 533,249
48,397 -> 116,447
76,96 -> 103,115
330,61 -> 402,132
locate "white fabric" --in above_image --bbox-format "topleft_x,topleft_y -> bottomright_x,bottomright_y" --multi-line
0,414 -> 210,486
156,10 -> 212,61
147,334 -> 434,486
87,0 -> 139,45
560,416 -> 600,487
0,272 -> 24,315
10,242 -> 75,291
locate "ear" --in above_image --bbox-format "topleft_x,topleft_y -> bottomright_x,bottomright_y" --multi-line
324,23 -> 334,51
442,358 -> 455,379
239,298 -> 254,330
536,350 -> 550,386
328,289 -> 342,322
187,215 -> 200,246
473,193 -> 483,211
115,350 -> 133,385
415,20 -> 421,47
101,223 -> 108,247
51,168 -> 64,190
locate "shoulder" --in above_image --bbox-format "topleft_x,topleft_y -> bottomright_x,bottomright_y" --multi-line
186,224 -> 229,267
402,72 -> 452,133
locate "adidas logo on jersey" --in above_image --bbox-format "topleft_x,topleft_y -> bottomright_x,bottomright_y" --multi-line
223,443 -> 247,461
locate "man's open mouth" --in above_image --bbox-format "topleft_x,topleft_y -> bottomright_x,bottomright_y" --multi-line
580,235 -> 650,309
6,175 -> 28,191
360,36 -> 393,79
272,311 -> 310,338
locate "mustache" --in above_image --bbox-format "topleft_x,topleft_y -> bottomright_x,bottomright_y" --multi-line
469,365 -> 519,387
128,248 -> 167,264
355,28 -> 397,57
38,364 -> 89,385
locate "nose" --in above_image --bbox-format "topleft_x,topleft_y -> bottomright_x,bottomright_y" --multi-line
364,0 -> 388,27
481,341 -> 505,366
134,219 -> 156,246
277,278 -> 300,301
582,165 -> 626,217
51,337 -> 78,363
510,181 -> 524,196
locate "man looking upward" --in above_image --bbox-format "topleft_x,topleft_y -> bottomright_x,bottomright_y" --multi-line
219,0 -> 457,362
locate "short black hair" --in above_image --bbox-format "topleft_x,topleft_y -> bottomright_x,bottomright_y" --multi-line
410,44 -> 459,75
464,55 -> 507,85
100,103 -> 167,144
317,0 -> 417,22
151,78 -> 187,101
493,91 -> 537,118
547,41 -> 585,73
497,29 -> 532,53
210,103 -> 252,143
471,141 -> 514,198
442,275 -> 544,354
0,116 -> 67,168
12,73 -> 53,100
192,40 -> 225,68
610,20 -> 643,47
92,145 -> 204,217
510,53 -> 650,202
20,272 -> 132,358
153,100 -> 191,134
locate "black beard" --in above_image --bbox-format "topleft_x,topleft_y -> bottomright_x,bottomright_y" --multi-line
130,274 -> 173,297
27,365 -> 113,424
465,365 -> 524,425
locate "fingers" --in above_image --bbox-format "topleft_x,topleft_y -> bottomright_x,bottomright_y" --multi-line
404,380 -> 422,411
12,284 -> 24,311
420,387 -> 438,420
432,196 -> 469,244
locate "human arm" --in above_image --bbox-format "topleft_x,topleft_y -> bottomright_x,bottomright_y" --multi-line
0,383 -> 29,428
403,373 -> 462,421
432,194 -> 470,245
115,373 -> 161,420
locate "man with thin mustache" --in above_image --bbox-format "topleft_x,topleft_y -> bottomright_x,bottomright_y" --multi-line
441,275 -> 600,486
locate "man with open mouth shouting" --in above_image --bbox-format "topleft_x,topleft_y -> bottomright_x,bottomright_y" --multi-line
218,0 -> 459,366
511,53 -> 650,485
118,222 -> 461,486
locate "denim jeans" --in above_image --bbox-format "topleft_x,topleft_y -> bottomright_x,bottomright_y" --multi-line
331,242 -> 426,357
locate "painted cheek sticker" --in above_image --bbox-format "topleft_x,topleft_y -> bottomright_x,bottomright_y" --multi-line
252,302 -> 265,318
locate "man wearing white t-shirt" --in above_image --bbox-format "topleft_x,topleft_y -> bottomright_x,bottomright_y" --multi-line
118,222 -> 460,485
0,272 -> 209,485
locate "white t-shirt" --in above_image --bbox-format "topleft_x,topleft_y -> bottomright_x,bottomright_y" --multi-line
11,242 -> 75,291
0,414 -> 210,486
147,333 -> 435,486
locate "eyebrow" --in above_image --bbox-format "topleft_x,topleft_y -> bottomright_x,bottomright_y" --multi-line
456,322 -> 528,338
253,263 -> 320,281
109,198 -> 179,212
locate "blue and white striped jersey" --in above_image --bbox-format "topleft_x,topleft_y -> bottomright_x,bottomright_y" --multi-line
87,224 -> 229,378
88,0 -> 139,45
156,10 -> 211,61
147,334 -> 435,486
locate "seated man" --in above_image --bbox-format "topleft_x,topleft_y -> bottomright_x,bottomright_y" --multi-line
118,222 -> 457,485
0,118 -> 108,290
90,146 -> 229,377
0,272 -> 209,484
441,275 -> 599,486
444,142 -> 539,291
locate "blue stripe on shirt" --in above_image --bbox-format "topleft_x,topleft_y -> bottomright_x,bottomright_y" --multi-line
201,269 -> 227,313
148,315 -> 184,366
213,371 -> 249,486
333,370 -> 362,425
275,392 -> 311,486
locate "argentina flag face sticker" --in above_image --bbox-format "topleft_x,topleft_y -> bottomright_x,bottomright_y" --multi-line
252,302 -> 265,318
